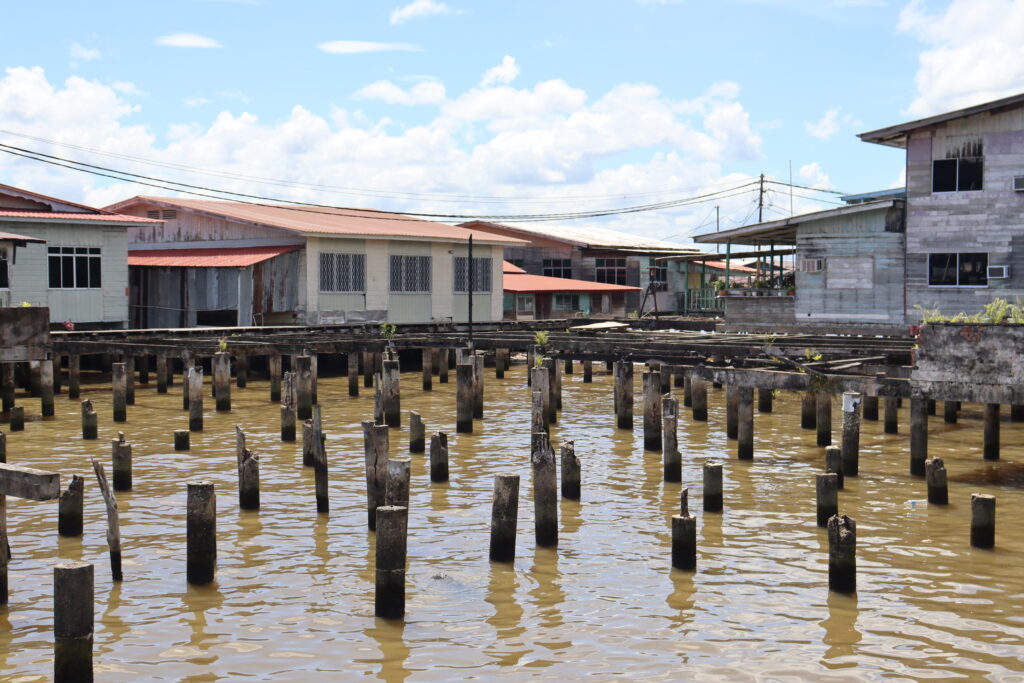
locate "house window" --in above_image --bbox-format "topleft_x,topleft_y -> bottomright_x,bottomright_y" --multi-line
595,258 -> 627,285
554,294 -> 580,310
933,157 -> 983,192
928,252 -> 988,287
390,255 -> 431,293
48,246 -> 101,289
517,294 -> 534,314
0,247 -> 8,289
543,259 -> 572,278
454,256 -> 492,293
649,265 -> 668,291
319,252 -> 365,292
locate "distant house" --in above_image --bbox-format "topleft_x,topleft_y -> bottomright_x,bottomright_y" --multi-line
0,183 -> 158,328
106,197 -> 523,327
458,221 -> 697,315
501,261 -> 640,319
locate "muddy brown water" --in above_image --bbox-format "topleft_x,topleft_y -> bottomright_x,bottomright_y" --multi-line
1,364 -> 1022,681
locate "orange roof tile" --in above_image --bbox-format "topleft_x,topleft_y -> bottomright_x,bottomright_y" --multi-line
504,272 -> 641,294
503,260 -> 526,274
128,245 -> 302,267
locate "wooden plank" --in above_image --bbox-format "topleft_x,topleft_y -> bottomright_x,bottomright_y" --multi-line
0,463 -> 60,501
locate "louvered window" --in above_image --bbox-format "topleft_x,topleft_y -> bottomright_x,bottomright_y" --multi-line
147,210 -> 160,219
146,209 -> 177,220
453,256 -> 492,293
390,255 -> 431,293
319,252 -> 365,292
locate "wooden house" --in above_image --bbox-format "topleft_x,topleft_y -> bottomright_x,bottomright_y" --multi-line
500,261 -> 640,319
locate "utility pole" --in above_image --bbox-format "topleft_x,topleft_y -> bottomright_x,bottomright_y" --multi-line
716,205 -> 720,231
758,173 -> 765,223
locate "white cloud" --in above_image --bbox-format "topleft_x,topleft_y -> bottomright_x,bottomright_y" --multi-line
155,33 -> 223,48
354,80 -> 446,105
184,96 -> 210,108
390,0 -> 453,24
111,81 -> 144,96
317,41 -> 420,54
899,0 -> 1024,116
805,107 -> 841,140
481,55 -> 520,86
798,162 -> 832,189
69,43 -> 101,66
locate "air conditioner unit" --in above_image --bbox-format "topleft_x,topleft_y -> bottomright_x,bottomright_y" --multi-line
1013,176 -> 1024,191
798,258 -> 824,273
988,264 -> 1010,279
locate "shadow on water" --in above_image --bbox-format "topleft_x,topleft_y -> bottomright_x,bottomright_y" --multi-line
948,461 -> 1024,487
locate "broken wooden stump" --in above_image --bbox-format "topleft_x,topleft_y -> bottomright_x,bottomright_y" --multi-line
213,352 -> 231,412
430,431 -> 449,483
235,426 -> 260,511
816,473 -> 839,527
188,368 -> 204,433
174,430 -> 190,451
81,400 -> 97,440
531,432 -> 557,547
409,411 -> 425,453
614,360 -> 634,429
112,362 -> 127,423
90,460 -> 122,582
737,386 -> 754,460
703,461 -> 723,512
489,474 -> 519,563
375,505 -> 409,619
186,481 -> 216,584
40,358 -> 54,417
910,397 -> 928,475
642,370 -> 662,451
983,403 -> 1000,460
382,359 -> 401,428
926,458 -> 948,505
58,475 -> 84,537
456,363 -> 474,433
111,432 -> 132,492
560,441 -> 580,500
672,488 -> 697,571
364,420 -> 389,529
827,514 -> 856,594
385,458 -> 411,509
970,493 -> 995,549
663,394 -> 681,482
53,560 -> 94,683
841,392 -> 861,477
280,371 -> 296,442
816,392 -> 832,447
824,446 -> 843,490
295,355 -> 313,421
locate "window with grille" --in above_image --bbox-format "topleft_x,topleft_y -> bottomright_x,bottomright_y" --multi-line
319,252 -> 366,292
595,258 -> 627,285
454,256 -> 492,293
48,246 -> 101,289
390,255 -> 432,293
0,247 -> 8,289
554,294 -> 580,310
543,258 -> 572,278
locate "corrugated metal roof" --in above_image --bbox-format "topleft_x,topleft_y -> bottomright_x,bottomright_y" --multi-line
0,230 -> 45,243
859,91 -> 1024,148
461,220 -> 698,252
504,272 -> 641,294
0,182 -> 114,214
107,197 -> 525,245
502,260 -> 526,274
128,245 -> 302,268
0,210 -> 160,224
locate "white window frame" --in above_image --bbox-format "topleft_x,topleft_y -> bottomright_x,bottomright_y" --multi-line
48,246 -> 102,290
516,294 -> 534,314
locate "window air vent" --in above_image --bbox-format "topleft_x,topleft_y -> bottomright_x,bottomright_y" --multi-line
1013,176 -> 1024,191
988,265 -> 1010,279
146,210 -> 160,219
162,210 -> 177,220
798,258 -> 824,273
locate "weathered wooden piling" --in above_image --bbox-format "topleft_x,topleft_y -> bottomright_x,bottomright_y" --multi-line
925,458 -> 948,505
363,351 -> 374,388
430,431 -> 449,483
970,493 -> 995,549
583,360 -> 593,383
816,473 -> 839,527
827,514 -> 856,594
564,358 -> 573,375
235,426 -> 260,510
421,349 -> 433,391
531,368 -> 550,431
983,403 -> 1000,460
67,355 -> 81,400
374,505 -> 409,619
1,363 -> 14,414
494,348 -> 507,379
737,386 -> 754,460
473,354 -> 485,419
382,359 -> 401,428
123,355 -> 135,406
364,421 -> 389,529
111,432 -> 132,492
683,375 -> 692,407
943,400 -> 958,424
542,358 -> 558,424
643,370 -> 663,451
910,397 -> 928,475
309,352 -> 319,405
280,371 -> 296,442
385,458 -> 411,508
489,474 -> 519,563
81,400 -> 97,440
235,354 -> 248,388
703,461 -> 723,512
301,421 -> 315,467
1012,404 -> 1024,422
188,368 -> 204,432
263,354 -> 279,402
725,384 -> 739,439
438,347 -> 449,383
40,359 -> 54,417
0,431 -> 4,461
824,446 -> 844,490
456,363 -> 474,433
862,395 -> 878,421
174,429 -> 190,451
532,432 -> 558,547
90,459 -> 122,582
672,489 -> 697,571
841,392 -> 861,476
800,392 -> 816,429
663,394 -> 681,482
155,354 -> 169,394
409,411 -> 425,453
691,377 -> 708,421
9,406 -> 23,432
112,362 -> 127,423
816,392 -> 832,447
757,387 -> 773,413
53,560 -> 94,683
614,360 -> 634,429
883,396 -> 898,433
373,373 -> 384,425
186,481 -> 216,584
560,441 -> 580,500
309,408 -> 328,513
181,355 -> 193,410
295,355 -> 313,421
344,353 -> 358,398
58,475 -> 84,537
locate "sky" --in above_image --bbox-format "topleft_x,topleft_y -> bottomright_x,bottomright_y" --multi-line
1,0 -> 1023,246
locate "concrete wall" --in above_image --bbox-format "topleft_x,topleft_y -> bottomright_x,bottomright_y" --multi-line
722,295 -> 795,324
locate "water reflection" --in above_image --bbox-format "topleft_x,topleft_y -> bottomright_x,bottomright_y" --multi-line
369,618 -> 411,683
485,561 -> 526,666
182,583 -> 224,668
821,591 -> 861,668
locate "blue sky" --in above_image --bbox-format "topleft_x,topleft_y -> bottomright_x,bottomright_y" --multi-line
0,0 -> 1021,243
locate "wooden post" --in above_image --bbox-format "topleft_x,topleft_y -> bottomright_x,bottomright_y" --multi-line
983,403 -> 1000,460
68,355 -> 81,400
562,357 -> 572,375
363,351 -> 374,388
438,347 -> 449,384
0,432 -> 4,462
213,352 -> 232,411
614,360 -> 634,429
970,493 -> 995,548
531,368 -> 549,431
800,392 -> 816,430
663,394 -> 680,482
531,431 -> 557,547
582,360 -> 592,383
495,349 -> 508,379
111,432 -> 132,492
827,514 -> 856,594
9,406 -> 23,432
605,360 -> 614,374
943,400 -> 958,424
265,354 -> 280,402
692,377 -> 708,421
374,505 -> 408,619
542,358 -> 558,425
90,459 -> 122,581
363,421 -> 389,530
112,362 -> 127,423
155,354 -> 169,394
136,355 -> 148,386
757,387 -> 773,413
181,355 -> 193,410
340,352 -> 356,398
280,372 -> 296,442
186,481 -> 216,584
862,395 -> 878,421
295,355 -> 313,421
58,475 -> 84,537
816,473 -> 839,527
1,363 -> 13,415
816,392 -> 832,447
53,561 -> 94,682
672,489 -> 697,571
925,458 -> 948,505
235,354 -> 248,389
123,355 -> 135,406
235,426 -> 260,510
910,397 -> 928,476
174,429 -> 190,451
824,445 -> 844,490
309,352 -> 318,405
725,384 -> 738,439
409,411 -> 425,453
473,354 -> 485,419
188,368 -> 203,432
385,458 -> 411,509
643,370 -> 662,451
884,396 -> 898,434
1012,404 -> 1024,422
382,359 -> 401,428
489,474 -> 519,563
456,363 -> 474,433
308,408 -> 327,513
40,358 -> 54,417
703,461 -> 723,512
429,431 -> 449,483
81,400 -> 97,440
736,386 -> 754,460
683,375 -> 692,407
841,391 -> 861,476
373,373 -> 384,425
421,349 -> 433,391
301,420 -> 315,467
531,389 -> 546,447
560,441 -> 580,500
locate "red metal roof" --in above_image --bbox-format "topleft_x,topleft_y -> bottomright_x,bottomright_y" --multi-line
128,245 -> 302,268
0,230 -> 45,243
503,260 -> 526,274
0,210 -> 159,223
504,272 -> 641,294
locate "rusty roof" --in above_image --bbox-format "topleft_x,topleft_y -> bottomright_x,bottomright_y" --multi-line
128,245 -> 302,268
504,272 -> 641,294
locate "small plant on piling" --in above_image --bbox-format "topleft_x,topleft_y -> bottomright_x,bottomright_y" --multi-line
380,323 -> 398,360
218,337 -> 228,352
803,348 -> 823,362
534,330 -> 550,347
